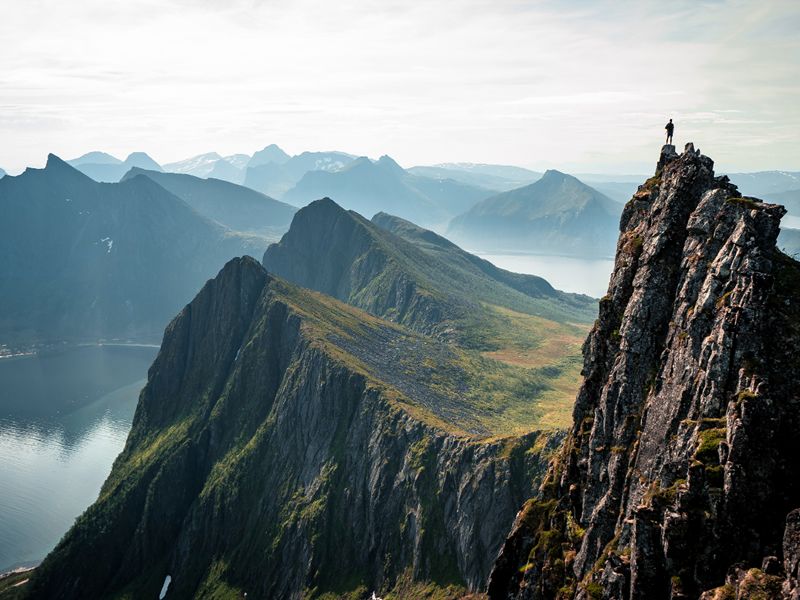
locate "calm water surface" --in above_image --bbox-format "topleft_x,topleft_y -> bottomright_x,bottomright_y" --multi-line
476,252 -> 614,297
0,344 -> 157,572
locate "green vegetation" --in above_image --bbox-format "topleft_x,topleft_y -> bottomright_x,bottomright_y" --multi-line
725,196 -> 761,209
583,581 -> 604,600
695,427 -> 726,465
382,569 -> 471,599
263,201 -> 597,435
735,568 -> 784,600
273,279 -> 584,436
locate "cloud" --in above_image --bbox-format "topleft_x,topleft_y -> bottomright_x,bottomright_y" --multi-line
0,0 -> 797,173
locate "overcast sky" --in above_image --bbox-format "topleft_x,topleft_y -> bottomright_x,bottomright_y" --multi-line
1,0 -> 798,175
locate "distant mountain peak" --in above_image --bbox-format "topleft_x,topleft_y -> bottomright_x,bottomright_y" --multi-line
125,151 -> 154,162
249,144 -> 291,167
68,151 -> 122,166
124,152 -> 162,171
377,155 -> 406,174
46,153 -> 83,174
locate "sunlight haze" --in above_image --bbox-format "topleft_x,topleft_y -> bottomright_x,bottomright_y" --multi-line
1,0 -> 798,174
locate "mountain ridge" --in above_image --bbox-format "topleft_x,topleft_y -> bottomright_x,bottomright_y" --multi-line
27,256 -> 563,598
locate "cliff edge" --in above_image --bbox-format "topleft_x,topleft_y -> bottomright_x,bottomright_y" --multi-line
488,144 -> 800,599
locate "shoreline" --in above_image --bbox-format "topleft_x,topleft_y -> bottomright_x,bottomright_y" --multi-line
0,340 -> 160,361
0,565 -> 37,579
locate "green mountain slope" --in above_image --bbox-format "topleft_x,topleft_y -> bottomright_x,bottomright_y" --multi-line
0,155 -> 263,345
263,198 -> 596,429
28,257 -> 563,599
121,168 -> 296,237
447,169 -> 621,257
263,198 -> 595,343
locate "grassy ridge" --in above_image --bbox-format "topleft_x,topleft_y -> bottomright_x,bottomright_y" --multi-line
277,278 -> 586,437
264,202 -> 596,434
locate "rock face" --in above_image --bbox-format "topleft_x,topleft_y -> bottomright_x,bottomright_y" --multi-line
29,257 -> 560,599
487,145 -> 800,599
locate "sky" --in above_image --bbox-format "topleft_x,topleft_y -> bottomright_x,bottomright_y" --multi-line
1,0 -> 798,175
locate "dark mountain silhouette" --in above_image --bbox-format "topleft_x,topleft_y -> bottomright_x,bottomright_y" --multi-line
0,155 -> 262,345
448,169 -> 621,257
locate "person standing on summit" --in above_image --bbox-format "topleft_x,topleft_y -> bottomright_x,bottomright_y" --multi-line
665,118 -> 674,144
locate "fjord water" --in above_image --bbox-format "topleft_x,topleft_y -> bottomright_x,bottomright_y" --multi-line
0,344 -> 157,572
474,252 -> 614,297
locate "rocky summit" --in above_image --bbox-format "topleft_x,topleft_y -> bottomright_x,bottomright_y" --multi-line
487,144 -> 800,599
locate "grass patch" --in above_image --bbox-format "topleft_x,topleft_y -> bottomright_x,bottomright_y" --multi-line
695,428 -> 726,465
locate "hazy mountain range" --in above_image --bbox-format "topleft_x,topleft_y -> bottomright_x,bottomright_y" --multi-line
19,145 -> 799,262
67,151 -> 162,183
162,152 -> 248,182
281,155 -> 493,227
407,163 -> 542,191
120,168 -> 295,237
243,150 -> 357,198
448,169 -> 622,257
0,155 -> 271,345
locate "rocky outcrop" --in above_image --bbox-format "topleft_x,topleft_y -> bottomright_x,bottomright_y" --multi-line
488,144 -> 800,599
29,257 -> 560,599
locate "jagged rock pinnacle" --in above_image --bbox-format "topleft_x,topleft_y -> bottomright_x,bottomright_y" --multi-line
656,143 -> 678,173
488,144 -> 800,600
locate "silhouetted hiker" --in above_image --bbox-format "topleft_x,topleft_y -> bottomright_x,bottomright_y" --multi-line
665,119 -> 674,144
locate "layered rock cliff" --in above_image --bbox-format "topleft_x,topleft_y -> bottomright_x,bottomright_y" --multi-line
29,256 -> 560,599
488,144 -> 800,599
